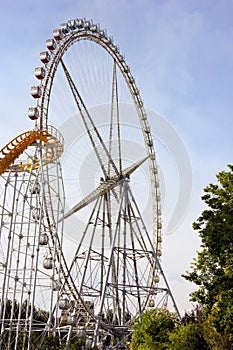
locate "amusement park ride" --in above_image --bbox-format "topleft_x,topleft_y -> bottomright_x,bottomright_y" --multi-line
0,18 -> 180,349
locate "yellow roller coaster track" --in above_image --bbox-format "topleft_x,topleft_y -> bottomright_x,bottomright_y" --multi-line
0,125 -> 64,176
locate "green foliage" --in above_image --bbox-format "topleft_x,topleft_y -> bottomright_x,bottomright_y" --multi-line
183,165 -> 233,347
39,335 -> 63,349
169,323 -> 207,350
169,308 -> 209,350
130,308 -> 177,350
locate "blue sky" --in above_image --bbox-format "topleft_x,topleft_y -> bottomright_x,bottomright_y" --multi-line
0,0 -> 233,313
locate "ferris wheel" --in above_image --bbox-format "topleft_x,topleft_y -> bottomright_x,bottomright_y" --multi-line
0,18 -> 180,349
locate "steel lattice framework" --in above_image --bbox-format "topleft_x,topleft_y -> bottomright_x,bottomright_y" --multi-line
0,18 -> 180,349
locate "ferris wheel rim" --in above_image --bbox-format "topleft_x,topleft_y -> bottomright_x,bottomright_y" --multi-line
29,18 -> 162,252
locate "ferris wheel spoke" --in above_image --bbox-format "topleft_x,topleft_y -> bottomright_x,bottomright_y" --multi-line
60,59 -> 119,179
108,61 -> 122,176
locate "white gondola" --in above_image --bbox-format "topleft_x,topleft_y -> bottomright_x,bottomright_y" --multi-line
32,209 -> 40,221
138,99 -> 143,108
156,249 -> 162,257
39,233 -> 49,246
53,28 -> 64,41
34,67 -> 46,80
43,257 -> 53,269
154,275 -> 160,283
31,86 -> 42,99
157,235 -> 162,243
59,297 -> 70,310
129,76 -> 135,83
112,44 -> 119,53
68,20 -> 77,30
147,140 -> 153,147
144,126 -> 150,133
28,107 -> 39,120
46,38 -> 56,51
123,63 -> 129,72
29,181 -> 40,194
157,222 -> 162,229
83,20 -> 92,29
90,24 -> 97,32
141,113 -> 147,121
98,30 -> 105,37
102,36 -> 111,44
60,22 -> 70,34
52,279 -> 61,291
150,153 -> 155,161
67,315 -> 77,325
118,54 -> 124,62
76,18 -> 84,28
40,51 -> 50,64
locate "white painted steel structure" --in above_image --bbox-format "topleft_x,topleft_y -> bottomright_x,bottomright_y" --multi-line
0,18 -> 180,349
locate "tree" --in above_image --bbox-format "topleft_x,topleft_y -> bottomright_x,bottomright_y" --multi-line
129,308 -> 177,350
169,323 -> 207,350
169,308 -> 209,350
183,165 -> 233,347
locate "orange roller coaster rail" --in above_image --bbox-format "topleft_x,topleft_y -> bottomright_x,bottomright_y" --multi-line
0,125 -> 64,176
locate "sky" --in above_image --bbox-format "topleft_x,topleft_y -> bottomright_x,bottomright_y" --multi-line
0,0 -> 233,314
